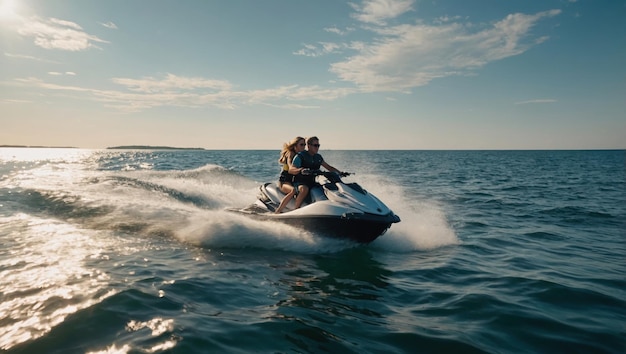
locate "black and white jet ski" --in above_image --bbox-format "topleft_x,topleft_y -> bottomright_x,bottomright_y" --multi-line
230,170 -> 400,243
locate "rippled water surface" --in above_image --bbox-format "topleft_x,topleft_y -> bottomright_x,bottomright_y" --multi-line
1,148 -> 624,353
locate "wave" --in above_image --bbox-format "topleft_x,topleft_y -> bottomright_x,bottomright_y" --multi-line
6,288 -> 177,354
542,205 -> 616,220
0,216 -> 117,351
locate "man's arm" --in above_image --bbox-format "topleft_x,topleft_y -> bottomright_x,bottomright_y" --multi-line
321,161 -> 340,173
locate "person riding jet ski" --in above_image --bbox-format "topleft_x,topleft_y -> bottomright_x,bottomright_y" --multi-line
289,136 -> 344,209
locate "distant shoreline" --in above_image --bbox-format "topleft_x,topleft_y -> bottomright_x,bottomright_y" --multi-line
106,145 -> 206,150
0,145 -> 205,150
0,145 -> 78,149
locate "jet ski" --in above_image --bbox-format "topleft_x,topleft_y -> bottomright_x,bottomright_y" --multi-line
230,170 -> 400,243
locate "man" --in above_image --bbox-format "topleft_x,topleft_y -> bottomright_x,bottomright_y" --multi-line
289,136 -> 342,209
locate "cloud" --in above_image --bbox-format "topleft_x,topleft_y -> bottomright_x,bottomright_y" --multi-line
329,8 -> 562,92
515,99 -> 557,105
1,98 -> 31,104
324,26 -> 355,36
4,52 -> 61,63
17,16 -> 109,51
293,42 -> 343,57
294,1 -> 561,93
293,44 -> 320,57
10,74 -> 355,113
100,21 -> 118,29
433,15 -> 464,24
111,73 -> 234,93
350,0 -> 415,25
48,71 -> 77,76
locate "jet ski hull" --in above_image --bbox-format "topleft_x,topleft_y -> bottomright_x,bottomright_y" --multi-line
234,203 -> 399,243
231,172 -> 400,243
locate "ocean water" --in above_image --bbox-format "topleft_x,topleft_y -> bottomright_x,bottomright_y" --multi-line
0,148 -> 624,353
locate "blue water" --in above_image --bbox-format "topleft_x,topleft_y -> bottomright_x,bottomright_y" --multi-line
0,148 -> 624,353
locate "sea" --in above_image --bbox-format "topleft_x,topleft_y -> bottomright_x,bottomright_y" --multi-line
0,148 -> 624,354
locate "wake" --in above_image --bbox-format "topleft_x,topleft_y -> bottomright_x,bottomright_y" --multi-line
11,163 -> 458,253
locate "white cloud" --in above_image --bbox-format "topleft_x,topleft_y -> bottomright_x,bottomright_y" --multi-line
293,44 -> 324,57
48,17 -> 82,30
111,73 -> 234,93
47,71 -> 76,76
1,98 -> 31,104
321,42 -> 342,53
4,52 -> 61,63
293,42 -> 344,57
100,21 -> 118,29
350,0 -> 415,25
433,15 -> 464,24
330,9 -> 562,92
17,16 -> 109,51
9,73 -> 355,113
293,3 -> 561,93
324,26 -> 355,36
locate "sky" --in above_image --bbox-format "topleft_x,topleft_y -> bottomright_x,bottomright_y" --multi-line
0,0 -> 624,150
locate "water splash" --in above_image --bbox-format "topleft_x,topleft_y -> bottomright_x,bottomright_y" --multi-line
3,157 -> 458,254
350,174 -> 459,252
176,211 -> 357,254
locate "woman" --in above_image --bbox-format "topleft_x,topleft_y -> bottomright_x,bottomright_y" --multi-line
275,136 -> 306,213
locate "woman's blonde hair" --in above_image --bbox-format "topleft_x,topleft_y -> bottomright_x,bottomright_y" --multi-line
279,136 -> 304,164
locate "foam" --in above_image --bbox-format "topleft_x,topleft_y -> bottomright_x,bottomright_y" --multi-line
176,211 -> 356,254
347,174 -> 460,252
6,162 -> 458,253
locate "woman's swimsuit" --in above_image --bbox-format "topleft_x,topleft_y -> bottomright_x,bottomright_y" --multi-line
278,151 -> 295,184
278,163 -> 292,183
